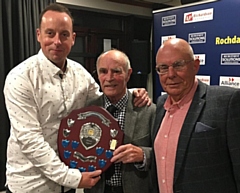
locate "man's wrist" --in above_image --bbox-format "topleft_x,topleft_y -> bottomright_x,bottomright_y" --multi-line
134,148 -> 146,169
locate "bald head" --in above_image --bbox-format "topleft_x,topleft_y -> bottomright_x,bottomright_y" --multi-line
156,38 -> 194,63
96,49 -> 131,72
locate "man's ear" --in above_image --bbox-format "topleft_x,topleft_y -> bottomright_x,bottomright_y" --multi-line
36,28 -> 40,42
126,68 -> 132,82
193,59 -> 200,74
72,32 -> 76,46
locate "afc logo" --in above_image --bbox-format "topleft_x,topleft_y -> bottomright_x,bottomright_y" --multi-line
185,13 -> 193,22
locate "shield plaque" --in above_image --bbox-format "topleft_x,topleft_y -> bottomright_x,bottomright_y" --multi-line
58,105 -> 123,172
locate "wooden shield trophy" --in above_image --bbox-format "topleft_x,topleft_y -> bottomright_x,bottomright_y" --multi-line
58,106 -> 123,172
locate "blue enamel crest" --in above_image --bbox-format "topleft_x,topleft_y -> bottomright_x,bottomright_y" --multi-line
88,165 -> 96,172
78,167 -> 86,172
62,139 -> 70,148
70,160 -> 78,168
71,141 -> 79,149
96,147 -> 104,156
105,150 -> 113,159
98,159 -> 106,168
63,150 -> 71,159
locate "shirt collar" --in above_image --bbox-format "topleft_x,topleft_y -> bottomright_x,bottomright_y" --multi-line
104,91 -> 128,110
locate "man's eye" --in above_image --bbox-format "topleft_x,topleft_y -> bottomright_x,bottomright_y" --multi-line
113,69 -> 121,73
160,65 -> 168,70
46,31 -> 54,37
99,69 -> 107,74
62,32 -> 70,37
46,31 -> 52,34
174,62 -> 184,68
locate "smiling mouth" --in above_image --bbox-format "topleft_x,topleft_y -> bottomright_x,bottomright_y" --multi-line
50,48 -> 63,52
52,49 -> 62,52
167,83 -> 180,87
105,85 -> 117,88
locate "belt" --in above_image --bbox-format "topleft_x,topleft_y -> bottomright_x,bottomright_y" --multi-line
105,185 -> 123,193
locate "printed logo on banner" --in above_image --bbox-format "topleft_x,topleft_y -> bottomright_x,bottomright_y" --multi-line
221,53 -> 240,65
196,75 -> 210,85
194,54 -> 205,65
161,92 -> 167,95
184,8 -> 214,24
219,76 -> 240,88
161,35 -> 176,45
216,35 -> 240,45
189,32 -> 206,44
162,15 -> 176,27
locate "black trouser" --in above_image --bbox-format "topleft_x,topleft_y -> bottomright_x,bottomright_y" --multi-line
6,186 -> 75,193
105,185 -> 124,193
66,189 -> 75,193
65,189 -> 76,193
6,186 -> 11,193
61,186 -> 76,193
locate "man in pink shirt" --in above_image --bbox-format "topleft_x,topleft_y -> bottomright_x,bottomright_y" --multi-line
151,38 -> 240,193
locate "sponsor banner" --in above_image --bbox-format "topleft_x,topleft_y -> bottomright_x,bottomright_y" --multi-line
184,8 -> 214,24
221,53 -> 240,65
196,75 -> 210,85
216,35 -> 240,45
153,0 -> 240,100
219,76 -> 240,88
162,15 -> 176,27
161,35 -> 176,45
189,32 -> 206,44
194,54 -> 206,65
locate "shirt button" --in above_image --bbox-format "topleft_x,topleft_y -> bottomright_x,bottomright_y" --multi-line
162,179 -> 166,183
164,135 -> 168,138
162,156 -> 165,160
170,115 -> 173,118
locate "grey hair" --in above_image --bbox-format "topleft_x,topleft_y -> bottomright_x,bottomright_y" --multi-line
96,49 -> 131,71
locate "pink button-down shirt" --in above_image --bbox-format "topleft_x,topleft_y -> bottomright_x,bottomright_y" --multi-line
154,78 -> 198,193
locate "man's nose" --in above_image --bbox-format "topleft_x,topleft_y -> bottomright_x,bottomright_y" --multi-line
167,66 -> 177,77
53,34 -> 61,45
105,71 -> 114,80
